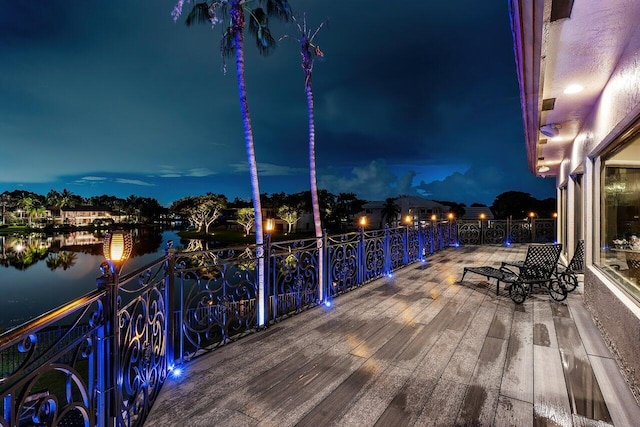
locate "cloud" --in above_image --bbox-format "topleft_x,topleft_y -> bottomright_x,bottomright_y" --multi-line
319,160 -> 417,201
415,167 -> 506,205
79,176 -> 107,181
187,168 -> 215,177
231,162 -> 307,177
115,178 -> 154,187
156,166 -> 216,178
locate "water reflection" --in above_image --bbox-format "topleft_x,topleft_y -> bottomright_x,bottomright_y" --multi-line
0,229 -> 183,331
0,229 -> 164,271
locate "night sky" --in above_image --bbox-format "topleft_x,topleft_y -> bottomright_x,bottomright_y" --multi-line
1,0 -> 555,207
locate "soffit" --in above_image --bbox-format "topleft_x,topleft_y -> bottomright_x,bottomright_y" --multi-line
514,0 -> 640,177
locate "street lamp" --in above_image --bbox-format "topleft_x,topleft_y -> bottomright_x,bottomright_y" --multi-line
359,216 -> 367,229
479,213 -> 486,220
404,215 -> 413,226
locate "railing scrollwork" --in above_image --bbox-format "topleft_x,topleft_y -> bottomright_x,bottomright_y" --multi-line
1,219 -> 555,426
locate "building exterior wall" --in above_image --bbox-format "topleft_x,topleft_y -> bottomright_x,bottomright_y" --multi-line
584,268 -> 640,400
552,13 -> 640,398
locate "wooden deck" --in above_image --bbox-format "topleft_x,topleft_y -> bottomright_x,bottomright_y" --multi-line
145,245 -> 640,426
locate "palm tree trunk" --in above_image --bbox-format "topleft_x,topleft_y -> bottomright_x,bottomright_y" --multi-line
231,2 -> 266,325
306,69 -> 324,302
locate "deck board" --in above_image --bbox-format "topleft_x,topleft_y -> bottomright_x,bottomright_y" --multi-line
145,245 -> 640,427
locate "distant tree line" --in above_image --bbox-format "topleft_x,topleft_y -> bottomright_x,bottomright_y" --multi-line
0,189 -> 166,226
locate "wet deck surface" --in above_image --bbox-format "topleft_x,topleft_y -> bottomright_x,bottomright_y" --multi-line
145,245 -> 640,426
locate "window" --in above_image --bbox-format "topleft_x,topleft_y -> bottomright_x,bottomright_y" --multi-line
597,134 -> 640,301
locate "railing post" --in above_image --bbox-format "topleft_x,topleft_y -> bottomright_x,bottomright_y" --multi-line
404,225 -> 409,264
95,274 -> 109,427
418,223 -> 424,260
430,223 -> 435,254
264,232 -> 272,324
531,217 -> 537,242
322,230 -> 328,302
358,227 -> 365,285
95,264 -> 120,426
384,226 -> 391,276
165,241 -> 176,366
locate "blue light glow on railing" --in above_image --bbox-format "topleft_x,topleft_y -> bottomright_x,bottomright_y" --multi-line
168,364 -> 183,379
324,300 -> 332,308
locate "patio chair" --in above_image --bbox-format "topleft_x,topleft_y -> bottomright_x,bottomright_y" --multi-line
502,240 -> 583,292
462,243 -> 565,304
556,240 -> 584,292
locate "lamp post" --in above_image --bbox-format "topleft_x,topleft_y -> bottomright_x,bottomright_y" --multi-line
97,230 -> 132,425
529,212 -> 537,242
447,213 -> 455,246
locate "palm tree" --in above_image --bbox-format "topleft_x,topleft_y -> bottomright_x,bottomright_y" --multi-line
381,197 -> 400,228
174,0 -> 293,326
282,14 -> 327,298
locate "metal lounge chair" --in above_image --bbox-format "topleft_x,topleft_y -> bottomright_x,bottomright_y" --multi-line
556,240 -> 584,292
502,240 -> 583,292
462,243 -> 565,304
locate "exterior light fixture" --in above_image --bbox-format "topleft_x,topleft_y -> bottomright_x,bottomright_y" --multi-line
553,212 -> 558,218
265,218 -> 275,233
404,215 -> 412,225
479,213 -> 486,220
538,166 -> 550,173
540,123 -> 560,137
563,84 -> 584,94
359,216 -> 367,228
529,212 -> 536,218
103,231 -> 133,273
430,214 -> 437,221
447,213 -> 454,221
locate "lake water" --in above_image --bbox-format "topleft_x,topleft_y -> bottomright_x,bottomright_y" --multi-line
0,229 -> 185,331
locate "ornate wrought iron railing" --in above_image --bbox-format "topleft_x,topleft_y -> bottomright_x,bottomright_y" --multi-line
0,219 -> 554,426
455,218 -> 556,245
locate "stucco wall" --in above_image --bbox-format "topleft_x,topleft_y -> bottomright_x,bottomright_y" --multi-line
584,269 -> 640,400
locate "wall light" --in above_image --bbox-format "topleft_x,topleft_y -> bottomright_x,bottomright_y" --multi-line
564,84 -> 584,94
540,124 -> 560,138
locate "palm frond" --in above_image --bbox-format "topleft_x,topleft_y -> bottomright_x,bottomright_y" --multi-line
185,2 -> 212,27
221,27 -> 235,57
264,0 -> 292,21
255,26 -> 276,55
248,7 -> 268,35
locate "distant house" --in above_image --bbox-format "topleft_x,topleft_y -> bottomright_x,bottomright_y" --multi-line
461,206 -> 494,220
359,196 -> 448,229
50,206 -> 125,226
